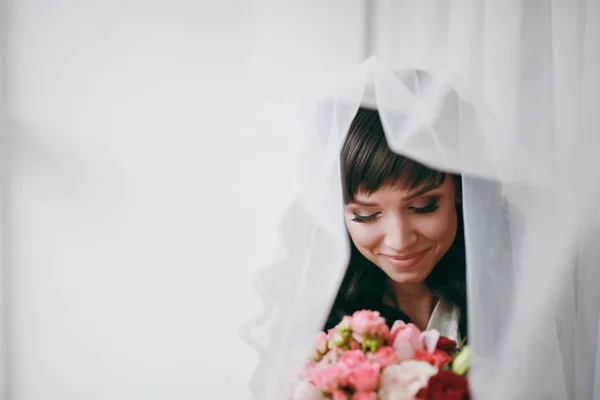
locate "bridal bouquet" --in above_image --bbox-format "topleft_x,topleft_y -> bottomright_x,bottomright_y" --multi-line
293,310 -> 471,400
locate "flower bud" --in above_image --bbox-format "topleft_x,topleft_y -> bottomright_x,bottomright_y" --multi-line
370,338 -> 380,353
339,316 -> 352,332
452,345 -> 472,376
333,333 -> 346,347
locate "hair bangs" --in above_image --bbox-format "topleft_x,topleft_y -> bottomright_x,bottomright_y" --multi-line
341,108 -> 445,203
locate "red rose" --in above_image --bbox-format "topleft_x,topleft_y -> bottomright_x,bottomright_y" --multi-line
413,349 -> 453,368
417,370 -> 470,400
436,337 -> 457,354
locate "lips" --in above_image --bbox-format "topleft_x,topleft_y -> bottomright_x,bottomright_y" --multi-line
380,248 -> 430,269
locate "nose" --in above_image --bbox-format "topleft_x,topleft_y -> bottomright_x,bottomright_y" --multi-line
383,214 -> 418,252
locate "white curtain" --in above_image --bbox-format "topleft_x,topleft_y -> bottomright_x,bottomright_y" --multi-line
1,1 -> 366,399
0,0 -> 8,396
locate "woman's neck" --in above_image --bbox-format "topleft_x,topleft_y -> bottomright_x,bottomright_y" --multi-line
385,280 -> 436,331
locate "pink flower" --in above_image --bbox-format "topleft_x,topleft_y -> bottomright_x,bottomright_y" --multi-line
419,329 -> 440,354
311,364 -> 347,393
328,316 -> 351,344
327,326 -> 339,341
327,327 -> 345,348
390,321 -> 424,361
378,360 -> 438,400
374,346 -> 400,369
347,362 -> 381,392
304,362 -> 321,383
339,315 -> 353,329
379,324 -> 391,339
352,331 -> 365,344
292,380 -> 324,400
352,392 -> 378,400
314,332 -> 328,354
311,332 -> 328,361
339,350 -> 368,370
322,347 -> 343,364
389,320 -> 407,344
332,390 -> 349,400
351,310 -> 388,337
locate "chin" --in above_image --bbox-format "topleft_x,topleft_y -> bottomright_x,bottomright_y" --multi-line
387,271 -> 428,285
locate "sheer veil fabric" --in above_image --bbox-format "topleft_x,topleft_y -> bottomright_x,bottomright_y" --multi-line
241,2 -> 600,399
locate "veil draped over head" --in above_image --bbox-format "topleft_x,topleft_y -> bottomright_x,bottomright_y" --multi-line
241,2 -> 600,399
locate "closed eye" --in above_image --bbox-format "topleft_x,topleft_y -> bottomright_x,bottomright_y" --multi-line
409,199 -> 439,214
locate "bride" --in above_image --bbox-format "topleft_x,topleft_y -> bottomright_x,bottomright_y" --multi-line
325,106 -> 466,343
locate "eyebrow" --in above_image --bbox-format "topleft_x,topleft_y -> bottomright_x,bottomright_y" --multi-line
349,182 -> 443,207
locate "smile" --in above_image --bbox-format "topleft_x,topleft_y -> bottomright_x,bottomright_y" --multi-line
380,248 -> 430,269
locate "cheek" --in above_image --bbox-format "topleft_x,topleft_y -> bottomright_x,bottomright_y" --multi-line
416,206 -> 457,245
345,218 -> 382,250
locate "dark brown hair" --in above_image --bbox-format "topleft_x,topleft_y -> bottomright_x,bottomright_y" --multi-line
325,107 -> 467,337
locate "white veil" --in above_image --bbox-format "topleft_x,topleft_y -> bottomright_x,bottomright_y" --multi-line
241,2 -> 600,399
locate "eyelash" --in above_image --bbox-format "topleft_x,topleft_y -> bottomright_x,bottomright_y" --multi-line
351,199 -> 439,223
410,200 -> 439,214
351,213 -> 380,223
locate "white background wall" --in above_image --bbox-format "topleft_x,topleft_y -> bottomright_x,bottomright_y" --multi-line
4,1 -> 366,398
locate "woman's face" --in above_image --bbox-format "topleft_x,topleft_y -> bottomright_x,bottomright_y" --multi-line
344,178 -> 458,285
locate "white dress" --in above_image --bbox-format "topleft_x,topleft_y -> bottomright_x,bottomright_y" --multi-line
426,297 -> 462,344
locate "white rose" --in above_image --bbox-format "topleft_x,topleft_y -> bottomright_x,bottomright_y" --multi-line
378,361 -> 438,400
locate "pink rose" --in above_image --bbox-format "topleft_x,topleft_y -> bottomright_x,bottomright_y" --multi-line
352,392 -> 378,400
304,362 -> 318,381
322,347 -> 343,364
339,350 -> 367,370
314,332 -> 328,353
347,362 -> 381,392
312,332 -> 328,359
312,364 -> 347,393
292,380 -> 324,400
332,390 -> 349,400
351,310 -> 388,336
374,346 -> 400,369
391,322 -> 424,361
378,323 -> 391,340
378,360 -> 438,400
